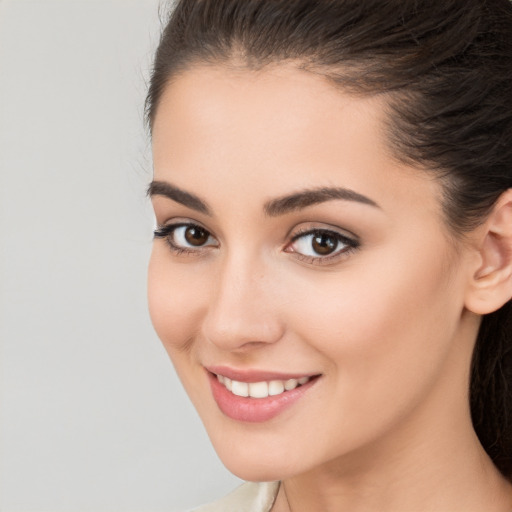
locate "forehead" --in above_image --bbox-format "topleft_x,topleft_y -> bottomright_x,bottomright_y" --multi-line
151,64 -> 442,222
152,63 -> 386,168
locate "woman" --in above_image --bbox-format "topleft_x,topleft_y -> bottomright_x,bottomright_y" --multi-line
145,1 -> 512,510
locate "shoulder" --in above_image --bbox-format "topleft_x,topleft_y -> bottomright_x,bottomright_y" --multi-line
190,481 -> 280,512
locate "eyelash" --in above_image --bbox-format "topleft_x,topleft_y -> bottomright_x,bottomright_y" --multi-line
286,227 -> 360,265
153,222 -> 360,264
153,223 -> 217,256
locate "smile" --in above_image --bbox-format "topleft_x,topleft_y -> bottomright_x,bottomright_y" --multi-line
207,368 -> 321,422
216,373 -> 311,398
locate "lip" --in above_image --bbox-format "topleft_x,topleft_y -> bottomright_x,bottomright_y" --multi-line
206,365 -> 318,383
206,367 -> 321,423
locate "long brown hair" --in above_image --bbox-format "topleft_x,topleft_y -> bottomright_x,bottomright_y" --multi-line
146,0 -> 512,477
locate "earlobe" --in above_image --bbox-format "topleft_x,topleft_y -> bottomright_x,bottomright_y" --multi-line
465,189 -> 512,315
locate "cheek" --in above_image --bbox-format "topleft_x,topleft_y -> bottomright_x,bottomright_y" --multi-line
147,246 -> 207,355
147,248 -> 217,418
284,242 -> 463,415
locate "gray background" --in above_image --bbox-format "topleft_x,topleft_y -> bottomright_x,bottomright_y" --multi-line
0,1 -> 240,510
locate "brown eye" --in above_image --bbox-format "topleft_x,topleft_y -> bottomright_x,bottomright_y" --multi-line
153,223 -> 218,252
311,233 -> 338,255
184,226 -> 210,246
287,228 -> 358,262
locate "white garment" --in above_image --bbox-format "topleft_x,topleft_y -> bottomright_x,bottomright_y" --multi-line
191,481 -> 280,512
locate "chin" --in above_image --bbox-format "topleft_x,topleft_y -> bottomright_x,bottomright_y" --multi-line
206,427 -> 304,482
220,454 -> 287,482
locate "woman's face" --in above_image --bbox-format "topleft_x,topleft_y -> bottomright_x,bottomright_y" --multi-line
148,65 -> 479,481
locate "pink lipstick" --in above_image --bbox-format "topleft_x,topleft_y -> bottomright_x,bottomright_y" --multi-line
206,366 -> 320,423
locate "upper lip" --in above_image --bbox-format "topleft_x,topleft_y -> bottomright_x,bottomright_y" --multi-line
205,365 -> 319,383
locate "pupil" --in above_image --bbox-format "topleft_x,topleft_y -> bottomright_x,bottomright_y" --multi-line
185,226 -> 208,246
312,233 -> 337,255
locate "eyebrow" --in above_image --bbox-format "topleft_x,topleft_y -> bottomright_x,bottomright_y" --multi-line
147,180 -> 212,215
264,187 -> 379,216
147,180 -> 379,217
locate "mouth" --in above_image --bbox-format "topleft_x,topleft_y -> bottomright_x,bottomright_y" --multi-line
215,372 -> 313,398
206,367 -> 321,422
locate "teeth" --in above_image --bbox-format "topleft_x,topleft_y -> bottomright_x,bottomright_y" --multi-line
217,374 -> 312,398
268,380 -> 285,396
284,378 -> 298,391
249,381 -> 268,398
231,380 -> 249,397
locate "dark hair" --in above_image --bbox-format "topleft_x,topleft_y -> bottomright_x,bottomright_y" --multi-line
146,0 -> 512,477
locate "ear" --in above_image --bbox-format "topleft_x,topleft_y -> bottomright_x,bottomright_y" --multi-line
465,189 -> 512,315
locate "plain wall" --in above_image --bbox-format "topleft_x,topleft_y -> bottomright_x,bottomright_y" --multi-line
0,1 -> 241,510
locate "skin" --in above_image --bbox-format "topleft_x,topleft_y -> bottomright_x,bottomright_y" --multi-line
148,64 -> 512,511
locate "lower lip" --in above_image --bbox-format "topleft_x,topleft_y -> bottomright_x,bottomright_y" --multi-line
208,372 -> 319,423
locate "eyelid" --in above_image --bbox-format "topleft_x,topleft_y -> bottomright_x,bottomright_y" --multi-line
154,217 -> 215,237
288,222 -> 359,244
153,220 -> 219,254
284,225 -> 360,265
290,227 -> 356,243
154,215 -> 208,230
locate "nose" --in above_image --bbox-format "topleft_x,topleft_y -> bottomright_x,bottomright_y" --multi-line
201,253 -> 285,352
